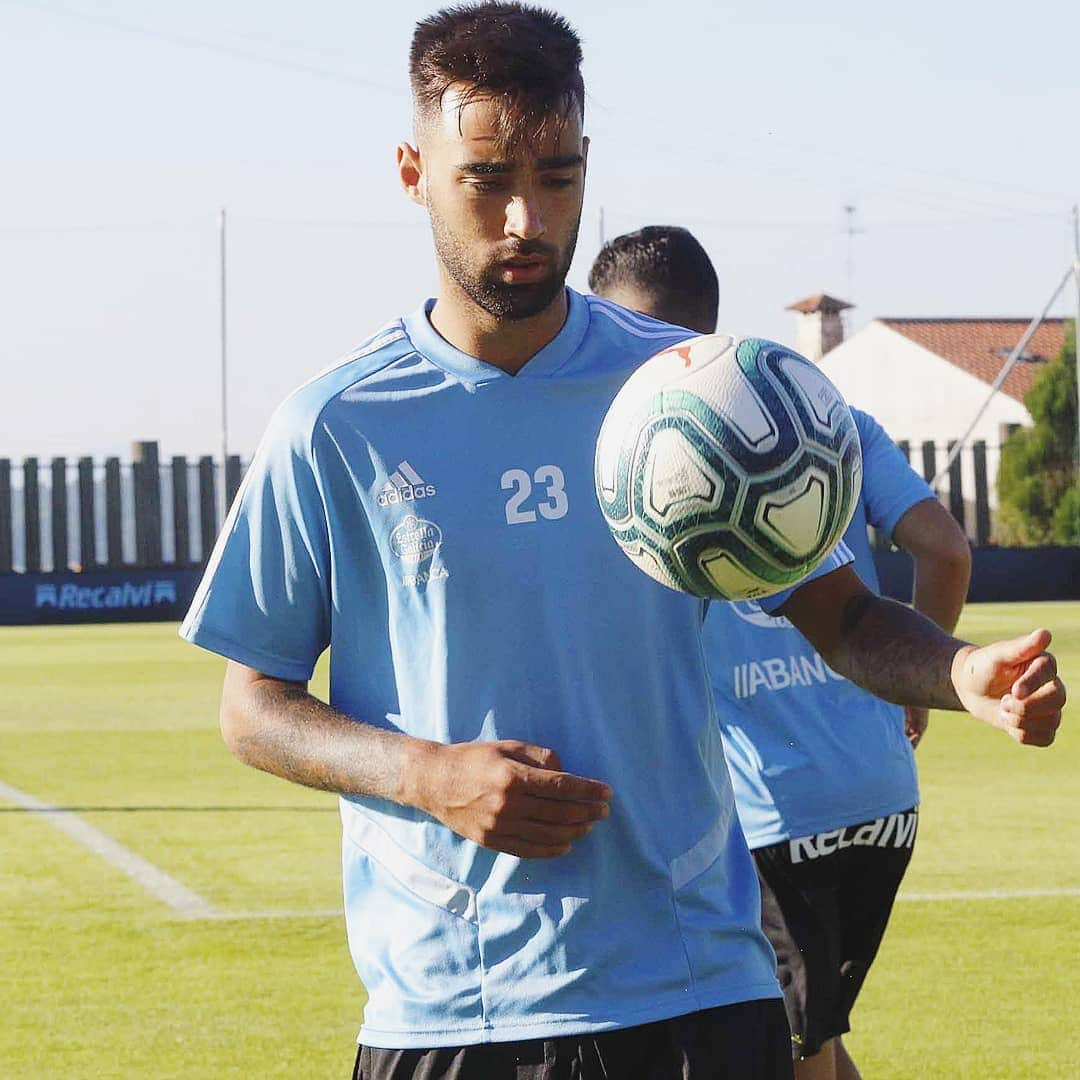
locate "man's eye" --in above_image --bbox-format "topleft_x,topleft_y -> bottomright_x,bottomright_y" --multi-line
467,179 -> 503,193
543,176 -> 576,188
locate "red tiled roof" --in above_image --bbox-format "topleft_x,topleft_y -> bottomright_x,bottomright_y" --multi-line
786,293 -> 853,314
880,318 -> 1067,403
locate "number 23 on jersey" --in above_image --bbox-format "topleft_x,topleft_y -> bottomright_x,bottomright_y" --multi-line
501,466 -> 568,525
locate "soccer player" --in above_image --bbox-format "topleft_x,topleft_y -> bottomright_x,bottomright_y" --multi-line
588,226 -> 719,336
591,226 -> 973,1079
181,7 -> 1064,1078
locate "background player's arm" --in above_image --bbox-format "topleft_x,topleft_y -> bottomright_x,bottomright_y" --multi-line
891,497 -> 973,745
892,497 -> 972,635
778,566 -> 1064,746
219,662 -> 611,858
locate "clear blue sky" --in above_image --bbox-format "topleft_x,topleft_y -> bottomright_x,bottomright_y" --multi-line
2,0 -> 1078,458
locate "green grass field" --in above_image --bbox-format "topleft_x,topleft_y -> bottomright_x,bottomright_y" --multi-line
1,604 -> 1077,1079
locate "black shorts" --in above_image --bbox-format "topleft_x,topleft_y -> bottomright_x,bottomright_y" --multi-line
754,806 -> 917,1061
353,999 -> 793,1079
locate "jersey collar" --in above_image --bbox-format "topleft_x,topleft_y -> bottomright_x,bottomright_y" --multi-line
403,288 -> 590,385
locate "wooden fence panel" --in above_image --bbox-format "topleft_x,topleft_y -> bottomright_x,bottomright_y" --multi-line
946,440 -> 965,533
171,456 -> 191,565
23,458 -> 41,573
133,441 -> 162,567
225,454 -> 243,511
198,456 -> 217,561
972,441 -> 991,547
0,459 -> 11,573
104,457 -> 123,567
51,457 -> 68,572
920,441 -> 937,486
78,457 -> 96,569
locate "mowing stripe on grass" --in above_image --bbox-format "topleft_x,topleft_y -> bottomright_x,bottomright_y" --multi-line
898,886 -> 1080,902
0,779 -> 218,918
202,908 -> 345,920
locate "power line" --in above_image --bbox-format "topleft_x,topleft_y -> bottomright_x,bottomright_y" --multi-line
590,108 -> 1074,209
599,207 -> 1066,232
0,208 -> 1066,236
2,0 -> 406,96
0,214 -> 431,233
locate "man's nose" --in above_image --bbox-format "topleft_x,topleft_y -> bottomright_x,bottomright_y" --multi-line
504,193 -> 546,240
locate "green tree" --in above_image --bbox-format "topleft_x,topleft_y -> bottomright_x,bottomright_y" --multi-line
996,324 -> 1078,545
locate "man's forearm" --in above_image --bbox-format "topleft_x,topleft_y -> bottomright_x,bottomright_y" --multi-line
912,552 -> 970,633
219,665 -> 615,857
221,670 -> 434,804
824,593 -> 970,711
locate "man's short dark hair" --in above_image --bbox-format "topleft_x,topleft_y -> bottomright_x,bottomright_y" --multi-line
409,3 -> 584,151
589,226 -> 719,333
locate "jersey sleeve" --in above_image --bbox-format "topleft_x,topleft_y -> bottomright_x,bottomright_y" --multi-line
853,408 -> 936,537
180,407 -> 332,681
756,539 -> 855,614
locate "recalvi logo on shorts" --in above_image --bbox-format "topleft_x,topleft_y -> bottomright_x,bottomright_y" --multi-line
788,809 -> 918,863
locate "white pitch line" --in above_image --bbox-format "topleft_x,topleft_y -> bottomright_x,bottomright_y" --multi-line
898,887 -> 1080,902
0,780 -> 217,919
8,779 -> 1075,920
201,908 -> 345,921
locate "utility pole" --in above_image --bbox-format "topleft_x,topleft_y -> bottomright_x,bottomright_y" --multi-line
219,207 -> 229,525
598,205 -> 605,249
1073,205 -> 1080,471
843,203 -> 863,302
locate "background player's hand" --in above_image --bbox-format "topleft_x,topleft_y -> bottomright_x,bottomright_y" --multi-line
904,706 -> 929,749
404,739 -> 612,857
952,629 -> 1065,746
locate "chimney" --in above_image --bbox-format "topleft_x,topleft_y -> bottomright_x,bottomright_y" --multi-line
785,294 -> 853,362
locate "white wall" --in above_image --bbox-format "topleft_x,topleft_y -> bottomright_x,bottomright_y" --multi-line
818,321 -> 1032,521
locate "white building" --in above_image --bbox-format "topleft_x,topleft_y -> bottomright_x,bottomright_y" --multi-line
787,294 -> 1066,533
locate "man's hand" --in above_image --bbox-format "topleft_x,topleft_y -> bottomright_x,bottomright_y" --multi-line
782,568 -> 1067,746
403,740 -> 612,858
904,707 -> 929,749
952,629 -> 1066,746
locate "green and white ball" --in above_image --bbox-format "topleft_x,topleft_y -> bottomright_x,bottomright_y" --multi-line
594,334 -> 862,601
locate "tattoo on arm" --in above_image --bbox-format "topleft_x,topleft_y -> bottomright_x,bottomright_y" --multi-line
827,594 -> 968,711
841,592 -> 875,638
225,677 -> 417,803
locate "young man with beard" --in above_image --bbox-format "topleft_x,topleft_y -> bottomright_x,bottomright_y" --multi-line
181,6 -> 1064,1078
591,226 -> 972,1080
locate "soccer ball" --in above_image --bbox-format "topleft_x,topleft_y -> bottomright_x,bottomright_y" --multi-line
594,334 -> 862,601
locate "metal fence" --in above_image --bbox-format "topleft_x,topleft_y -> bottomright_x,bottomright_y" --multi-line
0,437 -> 1005,575
0,443 -> 244,574
881,439 -> 997,549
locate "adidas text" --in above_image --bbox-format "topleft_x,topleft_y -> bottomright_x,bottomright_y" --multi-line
378,483 -> 436,507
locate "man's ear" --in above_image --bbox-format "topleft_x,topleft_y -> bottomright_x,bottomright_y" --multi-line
397,142 -> 426,207
581,134 -> 590,179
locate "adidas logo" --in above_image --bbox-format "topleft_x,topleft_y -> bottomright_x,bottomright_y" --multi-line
377,461 -> 437,507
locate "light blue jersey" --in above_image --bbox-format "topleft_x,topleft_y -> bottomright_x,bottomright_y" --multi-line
181,291 -> 850,1048
703,409 -> 933,849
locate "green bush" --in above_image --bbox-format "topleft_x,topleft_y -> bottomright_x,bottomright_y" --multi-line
996,326 -> 1077,545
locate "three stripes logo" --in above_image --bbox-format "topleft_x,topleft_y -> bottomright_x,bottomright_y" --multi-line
377,461 -> 437,507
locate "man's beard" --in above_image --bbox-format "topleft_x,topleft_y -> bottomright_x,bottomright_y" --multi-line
429,206 -> 579,322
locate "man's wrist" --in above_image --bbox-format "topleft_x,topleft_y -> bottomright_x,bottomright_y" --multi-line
949,642 -> 978,708
397,737 -> 444,813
